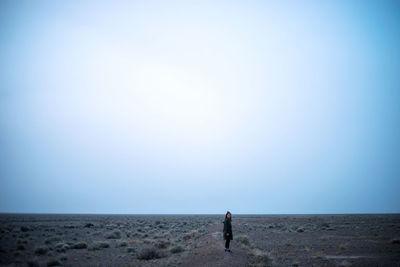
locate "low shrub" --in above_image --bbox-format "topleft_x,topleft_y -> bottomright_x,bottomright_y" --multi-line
71,242 -> 87,249
126,247 -> 135,253
46,259 -> 61,266
34,246 -> 48,255
116,241 -> 128,248
55,242 -> 69,253
27,260 -> 40,267
136,246 -> 165,260
45,236 -> 62,244
236,235 -> 250,246
251,248 -> 272,267
154,239 -> 170,249
170,245 -> 184,253
104,230 -> 122,239
88,241 -> 110,251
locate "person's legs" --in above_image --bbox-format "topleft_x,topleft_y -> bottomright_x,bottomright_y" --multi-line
225,238 -> 230,249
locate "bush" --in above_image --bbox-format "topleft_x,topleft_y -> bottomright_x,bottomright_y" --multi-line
136,246 -> 165,260
104,230 -> 122,239
20,226 -> 32,232
71,242 -> 87,249
116,241 -> 128,248
45,236 -> 62,244
251,248 -> 272,267
47,259 -> 61,266
88,241 -> 110,250
126,247 -> 135,253
34,246 -> 48,255
154,239 -> 170,249
236,235 -> 250,246
55,242 -> 70,253
27,260 -> 40,267
319,222 -> 330,228
170,245 -> 184,253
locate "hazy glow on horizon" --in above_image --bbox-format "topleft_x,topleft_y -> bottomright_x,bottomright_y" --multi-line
1,0 -> 399,214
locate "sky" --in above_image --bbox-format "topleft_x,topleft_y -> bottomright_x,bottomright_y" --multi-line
0,0 -> 399,214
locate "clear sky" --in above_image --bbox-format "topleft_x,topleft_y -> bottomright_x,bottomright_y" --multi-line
1,0 -> 399,214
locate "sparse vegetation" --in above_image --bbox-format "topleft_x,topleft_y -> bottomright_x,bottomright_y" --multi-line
250,248 -> 272,267
126,247 -> 135,253
312,250 -> 324,259
34,246 -> 48,255
319,222 -> 330,228
55,242 -> 69,252
45,236 -> 61,244
27,260 -> 40,267
319,235 -> 329,241
104,230 -> 122,239
47,259 -> 62,266
391,238 -> 400,244
154,239 -> 170,249
170,245 -> 184,253
88,241 -> 110,250
116,240 -> 128,247
136,246 -> 166,260
59,254 -> 68,261
236,235 -> 250,246
20,226 -> 31,232
71,242 -> 87,249
1,214 -> 399,266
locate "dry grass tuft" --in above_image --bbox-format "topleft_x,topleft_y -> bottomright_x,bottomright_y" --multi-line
104,230 -> 122,239
88,241 -> 109,251
249,248 -> 273,267
312,250 -> 324,259
236,235 -> 250,247
136,246 -> 166,260
170,245 -> 184,253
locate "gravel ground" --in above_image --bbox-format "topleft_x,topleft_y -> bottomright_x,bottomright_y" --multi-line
0,214 -> 399,266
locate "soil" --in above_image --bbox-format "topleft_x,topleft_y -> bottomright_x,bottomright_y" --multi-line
181,223 -> 252,266
0,214 -> 399,266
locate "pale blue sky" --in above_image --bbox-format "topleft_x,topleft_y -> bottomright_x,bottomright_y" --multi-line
1,0 -> 399,214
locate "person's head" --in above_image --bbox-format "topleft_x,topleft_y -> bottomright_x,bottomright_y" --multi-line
225,211 -> 231,220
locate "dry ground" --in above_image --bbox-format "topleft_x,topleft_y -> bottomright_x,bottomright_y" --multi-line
0,214 -> 399,266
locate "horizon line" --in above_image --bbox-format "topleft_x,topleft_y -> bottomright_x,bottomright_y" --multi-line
1,212 -> 399,216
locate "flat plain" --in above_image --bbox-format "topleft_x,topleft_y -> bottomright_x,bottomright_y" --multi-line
0,214 -> 399,266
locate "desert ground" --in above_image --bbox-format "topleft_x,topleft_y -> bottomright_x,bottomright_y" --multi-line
0,214 -> 399,266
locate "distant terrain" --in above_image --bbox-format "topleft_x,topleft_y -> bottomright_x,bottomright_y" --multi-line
0,214 -> 399,266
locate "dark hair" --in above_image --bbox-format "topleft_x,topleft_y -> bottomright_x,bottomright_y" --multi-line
225,211 -> 232,221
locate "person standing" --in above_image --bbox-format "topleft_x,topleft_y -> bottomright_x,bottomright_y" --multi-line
223,211 -> 233,252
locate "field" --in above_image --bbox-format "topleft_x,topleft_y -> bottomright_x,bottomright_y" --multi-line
0,214 -> 399,266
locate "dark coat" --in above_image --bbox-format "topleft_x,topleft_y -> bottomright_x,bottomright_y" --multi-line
223,218 -> 233,240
